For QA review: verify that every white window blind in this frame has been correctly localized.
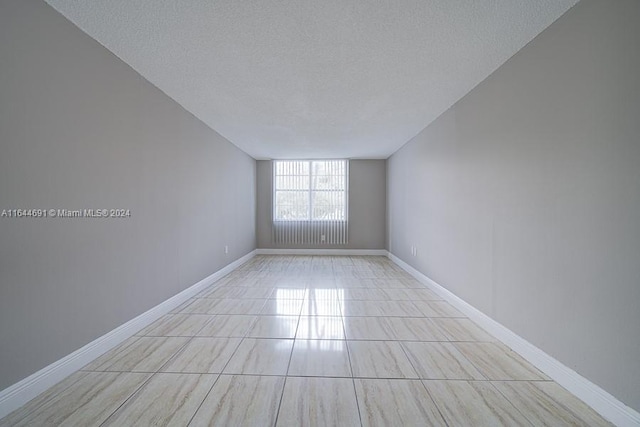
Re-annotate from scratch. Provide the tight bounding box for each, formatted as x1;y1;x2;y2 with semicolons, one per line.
273;160;348;245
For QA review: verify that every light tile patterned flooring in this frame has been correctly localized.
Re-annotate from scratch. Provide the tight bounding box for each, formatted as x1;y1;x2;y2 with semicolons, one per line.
1;255;612;426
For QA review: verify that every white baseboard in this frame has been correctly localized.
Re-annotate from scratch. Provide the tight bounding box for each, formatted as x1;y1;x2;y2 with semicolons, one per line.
255;248;388;256
387;252;640;427
0;250;256;419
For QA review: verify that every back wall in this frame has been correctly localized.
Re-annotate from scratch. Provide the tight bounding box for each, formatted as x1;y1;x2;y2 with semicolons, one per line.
257;159;386;249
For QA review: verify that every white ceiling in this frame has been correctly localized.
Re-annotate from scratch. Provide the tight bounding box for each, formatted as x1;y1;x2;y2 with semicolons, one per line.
45;0;578;159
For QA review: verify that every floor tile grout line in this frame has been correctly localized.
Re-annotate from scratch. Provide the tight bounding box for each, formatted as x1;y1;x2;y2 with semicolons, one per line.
489;380;544;427
284;317;302;377
336;318;353;378
85;335;144;372
72;369;555;382
340;306;369;424
154;335;200;375
0;371;92;426
395;339;474;382
449;341;539;382
493;379;603;424
96;370;158;427
273;369;290;426
415;378;453;427
154;304;258;377
397;339;422;379
184;373;224;427
216;307;263;376
341;309;365;426
444;342;493;382
136;313;218;338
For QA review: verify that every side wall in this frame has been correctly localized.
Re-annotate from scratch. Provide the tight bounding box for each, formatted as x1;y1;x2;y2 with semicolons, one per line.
0;0;256;390
387;0;640;411
257;159;386;249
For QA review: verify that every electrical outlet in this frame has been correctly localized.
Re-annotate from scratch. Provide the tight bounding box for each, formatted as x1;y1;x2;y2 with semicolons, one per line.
224;245;228;254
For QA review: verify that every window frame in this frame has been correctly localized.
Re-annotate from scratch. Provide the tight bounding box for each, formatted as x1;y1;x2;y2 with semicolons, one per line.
272;159;348;222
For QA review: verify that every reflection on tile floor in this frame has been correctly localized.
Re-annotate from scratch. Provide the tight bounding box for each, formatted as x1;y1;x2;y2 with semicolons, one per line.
0;256;613;426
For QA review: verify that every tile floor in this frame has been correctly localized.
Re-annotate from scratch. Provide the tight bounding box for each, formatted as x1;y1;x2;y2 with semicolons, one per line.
0;255;612;426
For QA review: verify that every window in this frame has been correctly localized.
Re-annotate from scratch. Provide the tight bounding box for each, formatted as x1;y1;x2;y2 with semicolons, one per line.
272;160;349;245
273;160;348;222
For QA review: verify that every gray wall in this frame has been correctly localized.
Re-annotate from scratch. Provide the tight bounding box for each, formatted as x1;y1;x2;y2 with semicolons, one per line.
257;159;386;249
388;0;640;411
0;0;256;391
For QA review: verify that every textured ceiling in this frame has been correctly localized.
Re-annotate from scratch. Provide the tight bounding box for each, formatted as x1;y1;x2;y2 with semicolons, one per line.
45;0;578;159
